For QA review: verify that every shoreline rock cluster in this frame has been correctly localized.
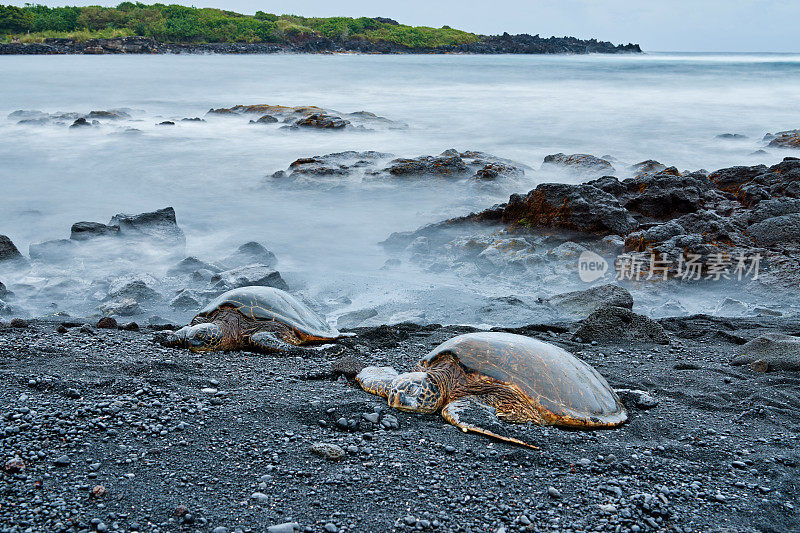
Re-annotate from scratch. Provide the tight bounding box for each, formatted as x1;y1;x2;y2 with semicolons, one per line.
0;33;642;56
0;207;286;321
206;104;405;131
385;154;800;291
271;149;528;183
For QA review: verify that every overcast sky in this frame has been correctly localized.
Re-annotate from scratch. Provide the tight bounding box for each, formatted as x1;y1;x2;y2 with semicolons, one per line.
9;0;799;52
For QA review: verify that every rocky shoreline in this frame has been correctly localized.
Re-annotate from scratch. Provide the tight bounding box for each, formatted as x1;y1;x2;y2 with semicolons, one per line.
2;99;800;531
0;34;642;55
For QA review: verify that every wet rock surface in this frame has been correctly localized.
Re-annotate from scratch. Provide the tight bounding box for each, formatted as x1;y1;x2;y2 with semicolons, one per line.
271;149;528;184
542;153;615;176
0;235;25;264
207;104;404;131
0;316;798;532
766;129;800;149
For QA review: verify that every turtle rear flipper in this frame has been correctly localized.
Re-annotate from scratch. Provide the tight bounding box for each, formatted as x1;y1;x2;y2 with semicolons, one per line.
355;366;399;398
442;396;539;449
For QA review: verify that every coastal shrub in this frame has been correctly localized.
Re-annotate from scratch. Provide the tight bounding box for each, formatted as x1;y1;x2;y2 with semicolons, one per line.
0;5;34;33
254;11;278;22
1;3;479;47
30;7;81;33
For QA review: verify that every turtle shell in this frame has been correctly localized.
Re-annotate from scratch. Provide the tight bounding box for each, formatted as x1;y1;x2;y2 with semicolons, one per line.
196;286;339;339
421;332;625;425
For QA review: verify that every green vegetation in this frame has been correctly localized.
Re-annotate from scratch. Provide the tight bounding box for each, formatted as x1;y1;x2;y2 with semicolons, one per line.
0;3;479;47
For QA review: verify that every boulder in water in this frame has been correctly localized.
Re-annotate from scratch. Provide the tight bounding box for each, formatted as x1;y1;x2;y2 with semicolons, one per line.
210;265;287;291
221;242;277;269
542;153;615;175
109;207;186;248
0;236;25;264
70;222;120;241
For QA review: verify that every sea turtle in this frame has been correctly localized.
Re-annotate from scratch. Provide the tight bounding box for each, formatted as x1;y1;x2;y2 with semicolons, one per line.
356;332;626;447
161;286;341;353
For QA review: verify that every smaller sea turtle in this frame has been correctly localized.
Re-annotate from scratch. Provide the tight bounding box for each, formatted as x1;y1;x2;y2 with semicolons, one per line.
356;332;626;447
161;286;340;353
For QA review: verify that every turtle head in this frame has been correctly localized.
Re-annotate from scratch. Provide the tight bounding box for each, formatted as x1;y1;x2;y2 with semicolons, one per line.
388;372;444;414
159;323;223;351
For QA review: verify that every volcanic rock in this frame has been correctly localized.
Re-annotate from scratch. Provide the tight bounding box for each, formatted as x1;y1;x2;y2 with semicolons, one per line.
731;333;800;371
573;305;670;344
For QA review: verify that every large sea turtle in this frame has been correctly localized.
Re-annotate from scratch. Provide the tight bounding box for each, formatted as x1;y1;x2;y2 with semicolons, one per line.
161;286;341;353
356;332;626;447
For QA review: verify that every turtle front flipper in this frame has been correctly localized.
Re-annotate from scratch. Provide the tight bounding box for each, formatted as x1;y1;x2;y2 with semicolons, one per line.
441;396;539;449
355;366;399;398
249;331;296;353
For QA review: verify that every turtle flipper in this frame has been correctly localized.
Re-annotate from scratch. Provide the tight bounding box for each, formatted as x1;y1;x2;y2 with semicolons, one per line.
355;366;399;398
441;396;539;449
249;331;296;353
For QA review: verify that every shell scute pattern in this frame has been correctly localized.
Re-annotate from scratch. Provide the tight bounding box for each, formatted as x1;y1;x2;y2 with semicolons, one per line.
197;287;339;339
421;332;624;423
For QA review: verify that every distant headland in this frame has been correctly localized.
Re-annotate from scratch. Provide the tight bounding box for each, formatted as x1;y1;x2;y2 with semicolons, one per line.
0;4;642;55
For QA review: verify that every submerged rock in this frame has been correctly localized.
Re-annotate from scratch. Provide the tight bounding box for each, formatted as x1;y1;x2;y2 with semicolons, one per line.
210;265;287;291
293;113;350;129
167;257;222;276
386;151;470;177
8;109;47;121
221;242;277;269
337;308;379;329
99;298;142;317
29;239;76;262
105;278;161;303
251;114;278;124
274;151;391;180
542;153;615;175
629;160;667;178
272;149;526;182
69;117;92;128
70;221;120;241
109;206;186;248
766;130;800;149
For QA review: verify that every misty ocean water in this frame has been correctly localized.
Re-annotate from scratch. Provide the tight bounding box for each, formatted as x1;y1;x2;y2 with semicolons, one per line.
2;52;800;324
